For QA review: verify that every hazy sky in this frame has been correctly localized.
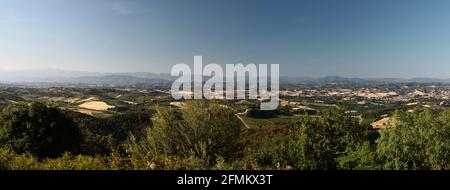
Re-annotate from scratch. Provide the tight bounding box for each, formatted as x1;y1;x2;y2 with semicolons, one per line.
1;0;450;78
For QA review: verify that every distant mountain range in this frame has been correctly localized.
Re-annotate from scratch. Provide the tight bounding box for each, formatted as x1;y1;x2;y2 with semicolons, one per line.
1;69;450;85
0;69;173;85
281;76;450;84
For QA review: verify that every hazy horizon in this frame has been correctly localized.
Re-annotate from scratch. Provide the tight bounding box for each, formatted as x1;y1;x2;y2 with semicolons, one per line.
3;68;450;80
2;0;450;78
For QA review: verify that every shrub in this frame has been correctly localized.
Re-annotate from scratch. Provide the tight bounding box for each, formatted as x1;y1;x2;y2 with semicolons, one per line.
126;100;243;168
377;110;450;170
0;103;82;158
337;142;379;170
0;148;110;170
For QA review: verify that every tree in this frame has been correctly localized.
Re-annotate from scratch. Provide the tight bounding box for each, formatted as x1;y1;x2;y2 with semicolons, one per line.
0;102;82;158
376;109;450;170
286;117;341;169
337;141;379;170
286;109;366;170
243;108;368;170
126;100;243;166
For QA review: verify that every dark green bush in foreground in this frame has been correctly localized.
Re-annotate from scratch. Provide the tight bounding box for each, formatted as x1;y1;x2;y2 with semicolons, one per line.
0;102;82;158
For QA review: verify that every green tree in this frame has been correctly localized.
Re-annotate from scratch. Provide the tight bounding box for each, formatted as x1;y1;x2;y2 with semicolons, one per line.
287;117;341;169
126;100;243;167
243;109;367;170
0;103;82;158
376;110;450;170
286;109;366;169
337;141;379;170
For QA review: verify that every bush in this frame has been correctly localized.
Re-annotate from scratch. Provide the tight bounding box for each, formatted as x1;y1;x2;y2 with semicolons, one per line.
0;148;110;170
126;100;243;167
287;118;341;169
243;109;367;170
0;103;82;158
247;137;288;169
337;142;379;170
376;110;450;170
286;109;366;170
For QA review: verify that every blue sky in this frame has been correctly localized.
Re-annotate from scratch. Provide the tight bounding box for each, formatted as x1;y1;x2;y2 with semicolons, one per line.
1;0;450;78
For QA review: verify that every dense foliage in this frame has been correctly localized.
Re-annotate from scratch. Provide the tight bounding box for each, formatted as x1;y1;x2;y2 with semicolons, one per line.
0;101;449;170
126;100;242;168
0;103;82;158
376;110;450;170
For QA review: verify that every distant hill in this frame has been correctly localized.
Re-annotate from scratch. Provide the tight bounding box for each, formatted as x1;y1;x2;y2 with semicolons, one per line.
1;69;450;85
61;75;171;85
0;69;173;85
281;76;450;84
